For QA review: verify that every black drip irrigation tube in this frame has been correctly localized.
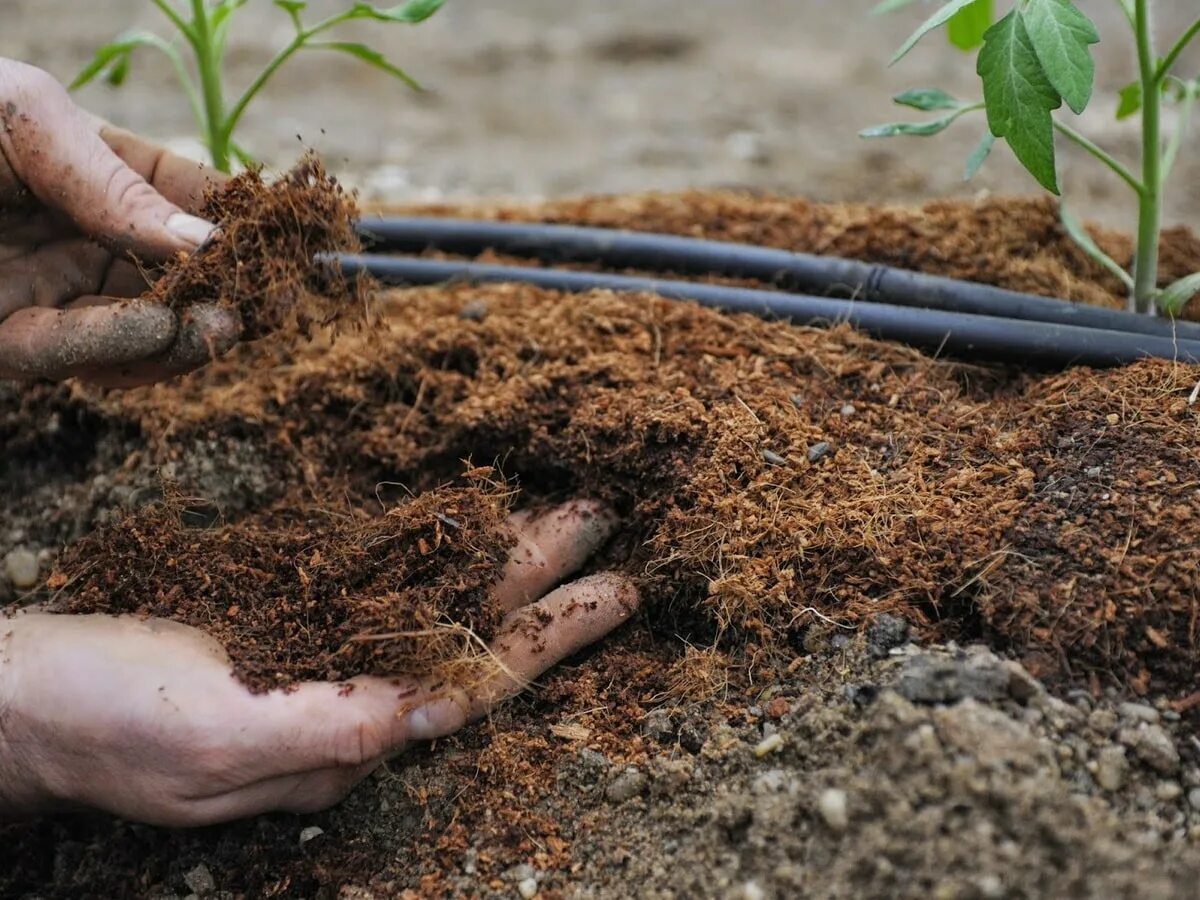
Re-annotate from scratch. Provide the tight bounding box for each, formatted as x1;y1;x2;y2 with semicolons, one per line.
336;216;1200;368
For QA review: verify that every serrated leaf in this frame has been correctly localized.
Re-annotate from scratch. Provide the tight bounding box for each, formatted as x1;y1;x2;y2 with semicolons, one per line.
349;0;445;24
69;30;164;90
1116;81;1142;119
860;109;968;137
947;0;992;52
1023;0;1099;115
891;0;985;65
964;131;996;180
1158;272;1200;315
308;41;421;89
894;88;963;110
978;10;1062;193
1059;203;1134;290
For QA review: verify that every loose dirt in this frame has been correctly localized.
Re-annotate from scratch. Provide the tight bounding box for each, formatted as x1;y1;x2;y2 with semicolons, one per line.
2;190;1200;897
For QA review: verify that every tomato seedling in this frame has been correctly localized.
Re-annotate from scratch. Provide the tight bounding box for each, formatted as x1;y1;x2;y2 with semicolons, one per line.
864;0;1200;316
73;0;444;174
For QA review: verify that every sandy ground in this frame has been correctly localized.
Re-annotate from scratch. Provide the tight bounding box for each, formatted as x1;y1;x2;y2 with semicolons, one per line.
2;0;1198;229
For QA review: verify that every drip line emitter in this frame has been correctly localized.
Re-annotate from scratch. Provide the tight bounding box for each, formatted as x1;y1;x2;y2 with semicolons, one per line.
330;216;1200;369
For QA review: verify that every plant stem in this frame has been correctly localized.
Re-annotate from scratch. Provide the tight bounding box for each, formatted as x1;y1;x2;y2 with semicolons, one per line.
190;0;230;172
1156;18;1200;82
1052;121;1144;196
1161;83;1197;186
1131;0;1162;314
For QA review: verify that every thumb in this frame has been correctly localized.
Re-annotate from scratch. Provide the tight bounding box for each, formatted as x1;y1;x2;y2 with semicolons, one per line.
0;62;214;261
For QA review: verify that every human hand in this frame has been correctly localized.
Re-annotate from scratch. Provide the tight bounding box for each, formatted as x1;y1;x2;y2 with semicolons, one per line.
0;500;635;826
0;59;238;386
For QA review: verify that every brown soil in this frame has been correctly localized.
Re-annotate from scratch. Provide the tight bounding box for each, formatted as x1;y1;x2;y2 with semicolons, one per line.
3;190;1200;897
149;156;366;341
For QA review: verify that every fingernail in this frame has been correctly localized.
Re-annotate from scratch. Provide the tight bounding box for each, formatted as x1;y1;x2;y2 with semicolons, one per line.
405;697;466;742
166;213;217;249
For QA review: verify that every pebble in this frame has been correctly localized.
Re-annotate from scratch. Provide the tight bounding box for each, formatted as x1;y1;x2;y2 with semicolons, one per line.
817;787;849;832
740;881;766;900
839;403;857;417
4;547;39;590
642;708;675;742
753;733;784;757
807;441;832;463
866;614;909;658
1096;746;1129;791
606;767;648;802
517;877;539;899
298;826;325;845
183;863;216;896
1088;708;1119;735
1118;702;1161;724
459;299;489;321
1187;788;1200;810
1157;781;1183;801
762;449;787;466
894;653;1009;704
1128;725;1181;775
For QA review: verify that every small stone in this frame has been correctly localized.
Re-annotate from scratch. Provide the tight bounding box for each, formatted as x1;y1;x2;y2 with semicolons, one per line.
577;747;610;773
517;877;539;899
183;863;216;896
4;547;39;590
764;696;791;719
753;733;784;757
867;614;909;658
298;826;325;845
1157;781;1183;801
1187;788;1200;810
642;708;675;742
1130;725;1181;775
1118;702;1161;724
605;767;647;802
740;881;766;900
504;864;535;883
762;449;787;466
1106;413;1120;426
1086;466;1102;478
894;653;1008;704
817;788;849;832
459;299;489;321
807;441;832;463
1096;746;1129;791
839;403;857;417
1088;709;1119;735
1001;660;1044;701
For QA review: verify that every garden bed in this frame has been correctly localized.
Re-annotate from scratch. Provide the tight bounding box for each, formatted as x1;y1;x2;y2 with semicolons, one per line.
2;190;1200;898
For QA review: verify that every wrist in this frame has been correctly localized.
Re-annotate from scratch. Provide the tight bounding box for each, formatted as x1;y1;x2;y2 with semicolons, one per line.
0;617;52;817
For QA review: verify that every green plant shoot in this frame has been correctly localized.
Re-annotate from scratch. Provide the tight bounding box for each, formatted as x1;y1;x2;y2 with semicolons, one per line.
864;1;1200;317
72;0;445;174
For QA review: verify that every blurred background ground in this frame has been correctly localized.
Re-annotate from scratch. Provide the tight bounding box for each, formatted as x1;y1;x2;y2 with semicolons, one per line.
3;0;1198;230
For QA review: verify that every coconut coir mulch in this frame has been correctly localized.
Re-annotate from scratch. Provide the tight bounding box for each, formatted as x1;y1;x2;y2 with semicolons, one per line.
23;188;1197;700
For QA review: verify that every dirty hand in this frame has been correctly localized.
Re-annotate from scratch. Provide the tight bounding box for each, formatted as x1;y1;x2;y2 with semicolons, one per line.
0;500;636;826
0;59;238;386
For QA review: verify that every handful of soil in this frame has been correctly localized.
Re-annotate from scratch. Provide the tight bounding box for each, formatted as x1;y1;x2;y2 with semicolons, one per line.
146;155;367;341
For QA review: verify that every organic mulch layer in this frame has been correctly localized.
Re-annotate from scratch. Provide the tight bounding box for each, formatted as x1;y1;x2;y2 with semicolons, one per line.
3;191;1200;898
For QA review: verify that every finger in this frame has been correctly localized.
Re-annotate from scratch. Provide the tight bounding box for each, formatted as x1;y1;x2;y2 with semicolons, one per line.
0;238;112;318
0;62;215;260
98;123;227;215
100;258;154;298
406;573;640;742
77;303;241;387
0;301;177;380
493;500;619;611
175;758;382;826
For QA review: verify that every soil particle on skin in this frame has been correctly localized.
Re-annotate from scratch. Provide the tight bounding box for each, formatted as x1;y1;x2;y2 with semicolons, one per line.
3;191;1200;897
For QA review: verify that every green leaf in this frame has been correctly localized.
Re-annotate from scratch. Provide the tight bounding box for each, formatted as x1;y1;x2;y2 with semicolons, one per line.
308;41;421;89
1158;272;1200;315
964;131;996;180
860;108;971;137
977;10;1062;193
873;0;924;13
891;0;986;65
1022;0;1099;115
1059;203;1134;290
349;0;445;24
947;0;992;52
70;30;164;90
893;88;963;110
1116;81;1142;119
